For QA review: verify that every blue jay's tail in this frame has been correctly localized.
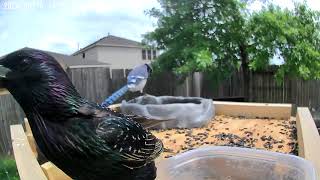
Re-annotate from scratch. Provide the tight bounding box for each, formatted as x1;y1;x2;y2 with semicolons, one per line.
101;85;129;107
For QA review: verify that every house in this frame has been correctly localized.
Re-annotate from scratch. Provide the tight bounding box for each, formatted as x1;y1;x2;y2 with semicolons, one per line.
0;47;110;70
43;48;110;69
72;35;158;69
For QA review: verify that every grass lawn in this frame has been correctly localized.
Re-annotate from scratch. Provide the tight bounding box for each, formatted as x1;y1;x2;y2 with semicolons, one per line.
0;156;19;180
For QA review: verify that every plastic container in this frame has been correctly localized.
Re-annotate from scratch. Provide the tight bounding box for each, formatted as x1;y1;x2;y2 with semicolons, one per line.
156;146;316;180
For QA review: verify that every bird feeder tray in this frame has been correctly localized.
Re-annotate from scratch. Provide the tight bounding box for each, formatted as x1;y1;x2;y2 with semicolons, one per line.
120;95;215;129
10;101;320;180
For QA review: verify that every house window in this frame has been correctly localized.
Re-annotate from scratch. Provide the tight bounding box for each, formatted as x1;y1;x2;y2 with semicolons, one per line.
82;53;85;59
152;50;156;59
147;50;152;60
142;49;146;60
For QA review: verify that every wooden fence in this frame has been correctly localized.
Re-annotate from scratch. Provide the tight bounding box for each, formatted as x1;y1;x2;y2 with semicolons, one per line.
55;66;320;122
0;93;25;156
249;72;320;118
66;66;112;103
1;65;320;155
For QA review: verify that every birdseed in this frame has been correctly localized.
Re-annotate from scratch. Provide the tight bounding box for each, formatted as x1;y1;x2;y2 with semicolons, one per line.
151;115;298;158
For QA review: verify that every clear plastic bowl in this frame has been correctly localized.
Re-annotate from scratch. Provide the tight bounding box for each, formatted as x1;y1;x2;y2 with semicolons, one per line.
156;146;316;180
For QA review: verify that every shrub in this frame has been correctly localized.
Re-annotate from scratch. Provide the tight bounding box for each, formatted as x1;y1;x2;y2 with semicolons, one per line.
0;156;19;180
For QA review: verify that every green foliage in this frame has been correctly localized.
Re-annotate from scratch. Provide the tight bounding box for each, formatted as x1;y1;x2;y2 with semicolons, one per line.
145;0;246;80
0;157;19;180
248;3;320;80
145;0;320;82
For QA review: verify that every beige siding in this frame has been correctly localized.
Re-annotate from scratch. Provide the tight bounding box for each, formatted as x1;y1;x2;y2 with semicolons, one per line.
97;46;151;69
74;47;98;61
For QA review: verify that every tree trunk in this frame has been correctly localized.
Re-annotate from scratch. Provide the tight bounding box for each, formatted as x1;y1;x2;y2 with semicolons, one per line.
239;44;250;102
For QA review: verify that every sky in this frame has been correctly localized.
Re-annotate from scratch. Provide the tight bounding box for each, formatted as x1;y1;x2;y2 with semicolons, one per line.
0;0;319;57
0;0;159;56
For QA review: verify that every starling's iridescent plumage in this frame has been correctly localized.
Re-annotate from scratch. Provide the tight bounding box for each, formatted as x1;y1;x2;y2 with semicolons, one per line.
0;49;163;180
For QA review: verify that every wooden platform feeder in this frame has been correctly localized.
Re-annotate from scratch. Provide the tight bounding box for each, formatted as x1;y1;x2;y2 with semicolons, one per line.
10;101;320;180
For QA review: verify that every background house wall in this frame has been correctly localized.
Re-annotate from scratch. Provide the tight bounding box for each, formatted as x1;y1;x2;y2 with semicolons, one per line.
74;47;99;62
72;35;157;69
97;46;151;69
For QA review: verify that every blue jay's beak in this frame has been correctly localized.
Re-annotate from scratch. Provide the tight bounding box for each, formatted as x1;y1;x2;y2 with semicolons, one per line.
145;63;153;74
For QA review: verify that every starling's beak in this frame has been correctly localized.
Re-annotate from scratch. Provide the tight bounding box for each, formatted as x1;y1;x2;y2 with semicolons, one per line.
0;65;11;88
0;65;11;79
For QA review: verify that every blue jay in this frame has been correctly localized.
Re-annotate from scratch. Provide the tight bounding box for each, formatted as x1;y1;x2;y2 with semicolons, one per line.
101;63;152;107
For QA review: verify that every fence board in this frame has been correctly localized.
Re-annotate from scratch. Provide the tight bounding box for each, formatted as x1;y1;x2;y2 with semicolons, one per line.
0;93;24;156
67;66;111;103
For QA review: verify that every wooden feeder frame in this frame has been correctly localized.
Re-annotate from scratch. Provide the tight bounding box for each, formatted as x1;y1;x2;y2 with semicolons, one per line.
10;101;320;180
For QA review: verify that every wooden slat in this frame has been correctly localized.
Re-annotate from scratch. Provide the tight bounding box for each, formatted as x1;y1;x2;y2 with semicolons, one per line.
214;101;292;119
41;162;72;180
0;89;9;95
10;124;47;180
24;118;38;158
296;107;320;177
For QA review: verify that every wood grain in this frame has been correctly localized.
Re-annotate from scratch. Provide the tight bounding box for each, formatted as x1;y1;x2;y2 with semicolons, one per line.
41;162;72;180
10;124;47;180
296;107;320;178
215;101;292;119
24;118;38;158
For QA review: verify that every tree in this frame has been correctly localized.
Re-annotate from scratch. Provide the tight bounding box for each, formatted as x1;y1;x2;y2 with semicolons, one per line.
248;4;320;80
144;0;245;80
144;0;320;100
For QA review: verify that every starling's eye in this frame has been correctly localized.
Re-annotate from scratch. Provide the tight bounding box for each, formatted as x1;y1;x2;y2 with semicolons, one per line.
19;58;32;71
21;58;32;67
22;59;31;65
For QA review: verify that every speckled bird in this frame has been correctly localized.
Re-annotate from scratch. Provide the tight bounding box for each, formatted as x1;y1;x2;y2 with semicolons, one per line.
0;49;163;180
